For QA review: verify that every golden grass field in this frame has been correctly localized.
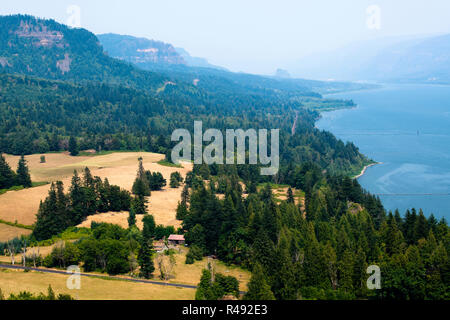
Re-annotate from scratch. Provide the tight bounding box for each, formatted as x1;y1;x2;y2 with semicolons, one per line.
0;152;258;299
160;247;250;292
0;244;250;292
0;268;195;300
0;242;61;263
0;224;32;242
0;152;192;231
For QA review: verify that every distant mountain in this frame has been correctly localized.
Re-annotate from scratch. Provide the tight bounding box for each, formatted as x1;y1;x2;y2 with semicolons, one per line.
96;32;376;97
290;34;450;84
97;33;224;70
362;34;450;83
274;69;291;79
97;33;185;65
0;14;372;103
174;47;226;70
0;15;167;91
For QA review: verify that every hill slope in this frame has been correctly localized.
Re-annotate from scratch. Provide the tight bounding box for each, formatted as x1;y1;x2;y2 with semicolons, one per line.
0;15;167;91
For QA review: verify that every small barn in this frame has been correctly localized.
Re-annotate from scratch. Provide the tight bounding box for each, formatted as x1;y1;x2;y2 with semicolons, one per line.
168;234;185;246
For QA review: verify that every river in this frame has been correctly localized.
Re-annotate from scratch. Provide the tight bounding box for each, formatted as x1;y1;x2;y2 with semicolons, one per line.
317;84;450;220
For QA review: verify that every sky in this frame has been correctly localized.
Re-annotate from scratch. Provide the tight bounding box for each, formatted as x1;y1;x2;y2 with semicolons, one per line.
2;0;450;75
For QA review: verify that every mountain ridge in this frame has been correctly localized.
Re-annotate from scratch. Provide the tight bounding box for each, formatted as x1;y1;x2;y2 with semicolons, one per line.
290;33;450;84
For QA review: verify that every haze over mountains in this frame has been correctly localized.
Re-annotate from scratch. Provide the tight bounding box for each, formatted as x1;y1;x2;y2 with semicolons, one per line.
291;33;450;84
0;14;356;97
97;33;224;70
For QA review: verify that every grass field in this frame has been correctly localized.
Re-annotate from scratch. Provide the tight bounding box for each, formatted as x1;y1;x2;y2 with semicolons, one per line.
0;268;195;300
0;245;250;292
0;152;192;230
160;247;250;291
0;224;32;242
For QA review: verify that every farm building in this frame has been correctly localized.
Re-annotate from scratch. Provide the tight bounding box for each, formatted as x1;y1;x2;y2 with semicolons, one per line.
168;234;185;246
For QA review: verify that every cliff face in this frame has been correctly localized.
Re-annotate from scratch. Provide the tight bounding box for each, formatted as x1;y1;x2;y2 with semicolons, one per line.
98;33;186;65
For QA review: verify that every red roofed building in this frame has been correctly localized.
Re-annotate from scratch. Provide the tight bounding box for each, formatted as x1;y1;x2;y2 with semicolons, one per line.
168;234;185;246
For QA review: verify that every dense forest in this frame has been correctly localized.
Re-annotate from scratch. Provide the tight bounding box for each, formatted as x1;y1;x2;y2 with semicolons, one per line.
182;163;450;300
0;73;369;177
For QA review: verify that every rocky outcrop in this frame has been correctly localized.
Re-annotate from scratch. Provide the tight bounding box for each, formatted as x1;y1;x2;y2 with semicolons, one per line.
56;53;72;74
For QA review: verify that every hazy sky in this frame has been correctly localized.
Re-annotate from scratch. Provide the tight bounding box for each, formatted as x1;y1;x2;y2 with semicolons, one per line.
2;0;450;75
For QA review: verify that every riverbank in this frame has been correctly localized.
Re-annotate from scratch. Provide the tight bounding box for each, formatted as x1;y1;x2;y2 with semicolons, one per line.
353;162;380;180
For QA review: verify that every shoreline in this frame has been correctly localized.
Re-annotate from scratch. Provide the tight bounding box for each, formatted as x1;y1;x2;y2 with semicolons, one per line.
353;162;381;180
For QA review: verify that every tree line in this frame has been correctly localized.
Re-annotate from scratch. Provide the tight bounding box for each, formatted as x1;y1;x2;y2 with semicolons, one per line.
0;154;32;190
32;168;131;240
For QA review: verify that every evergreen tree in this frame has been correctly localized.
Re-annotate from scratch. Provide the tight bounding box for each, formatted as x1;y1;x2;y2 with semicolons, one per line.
131;196;148;215
181;184;190;206
69;136;79;156
195;269;214;300
176;201;188;220
142;214;156;240
415;210;429;241
338;250;355;293
32;183;60;240
244;263;276;300
69;170;84;225
16;155;32;188
169;172;183;188
287;187;295;204
132;158;150;196
138;239;155;279
147;171;166;191
128;207;137;228
0;154;16;189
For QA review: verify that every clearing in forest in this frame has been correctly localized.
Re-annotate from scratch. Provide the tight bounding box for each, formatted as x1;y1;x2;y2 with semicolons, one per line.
0;152;192;230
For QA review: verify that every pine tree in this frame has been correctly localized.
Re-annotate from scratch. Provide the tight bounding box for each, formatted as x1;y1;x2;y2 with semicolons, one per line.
128;207;136;228
338;250;355;293
195;269;214;300
181;184;190;206
142;214;156;241
16;155;32;188
33;183;59;240
69;170;84;225
176;201;188;220
244;263;275;300
69;136;79;156
131;196;148;215
287;187;295;204
271;234;297;299
138;239;155;279
0;154;16;189
414;210;429;241
132;159;150;196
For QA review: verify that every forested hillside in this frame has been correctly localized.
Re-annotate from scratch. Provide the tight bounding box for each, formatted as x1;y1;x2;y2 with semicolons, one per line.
0;15;167;91
0;73;369;176
0;15;368;179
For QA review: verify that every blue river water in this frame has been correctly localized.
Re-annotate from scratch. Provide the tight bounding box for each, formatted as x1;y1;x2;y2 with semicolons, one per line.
316;84;450;220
